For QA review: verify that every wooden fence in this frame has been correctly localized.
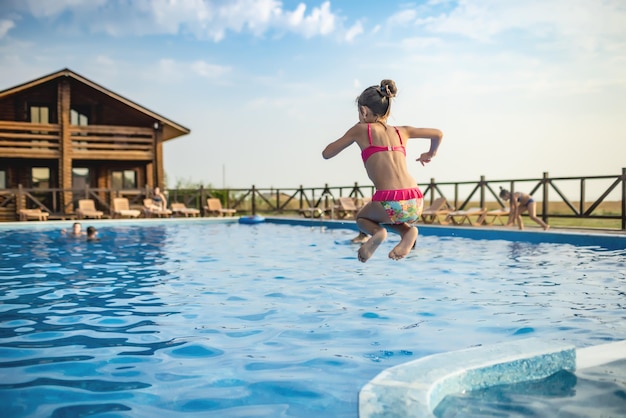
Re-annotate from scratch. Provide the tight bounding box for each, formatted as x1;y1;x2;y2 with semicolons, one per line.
1;169;625;230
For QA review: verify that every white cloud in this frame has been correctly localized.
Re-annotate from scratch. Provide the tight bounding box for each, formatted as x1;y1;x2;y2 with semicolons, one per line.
9;0;346;41
281;1;335;37
389;9;417;26
18;0;108;18
416;0;626;53
344;21;363;42
191;60;231;79
0;19;15;39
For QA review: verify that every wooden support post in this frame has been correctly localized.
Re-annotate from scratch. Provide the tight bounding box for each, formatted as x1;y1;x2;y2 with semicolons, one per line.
58;78;73;215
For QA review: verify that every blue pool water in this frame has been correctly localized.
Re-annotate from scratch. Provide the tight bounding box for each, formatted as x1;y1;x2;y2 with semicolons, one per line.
0;221;625;417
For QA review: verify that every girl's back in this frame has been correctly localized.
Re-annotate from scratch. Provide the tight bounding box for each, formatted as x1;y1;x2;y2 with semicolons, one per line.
358;122;415;191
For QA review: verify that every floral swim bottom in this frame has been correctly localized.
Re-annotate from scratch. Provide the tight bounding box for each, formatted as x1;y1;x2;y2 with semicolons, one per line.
373;188;424;225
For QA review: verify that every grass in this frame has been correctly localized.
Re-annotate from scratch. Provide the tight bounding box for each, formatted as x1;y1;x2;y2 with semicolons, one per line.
539;217;622;230
485;201;624;231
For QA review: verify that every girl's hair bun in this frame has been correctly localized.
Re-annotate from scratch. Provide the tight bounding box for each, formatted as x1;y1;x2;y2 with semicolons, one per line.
379;79;397;98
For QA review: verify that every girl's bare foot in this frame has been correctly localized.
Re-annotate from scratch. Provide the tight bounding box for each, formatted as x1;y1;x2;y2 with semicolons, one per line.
351;232;370;244
358;228;387;262
389;227;418;260
543;225;550;231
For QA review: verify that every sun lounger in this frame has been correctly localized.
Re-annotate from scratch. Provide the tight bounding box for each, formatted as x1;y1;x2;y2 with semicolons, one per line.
204;198;237;217
143;198;172;218
76;199;104;219
334;197;360;219
421;197;453;225
445;207;487;226
480;208;510;226
299;207;324;218
112;198;141;218
357;197;371;208
19;208;49;221
171;202;200;217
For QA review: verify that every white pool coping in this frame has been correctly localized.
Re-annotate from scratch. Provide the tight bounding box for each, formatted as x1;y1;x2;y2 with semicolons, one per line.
577;339;626;369
359;338;626;418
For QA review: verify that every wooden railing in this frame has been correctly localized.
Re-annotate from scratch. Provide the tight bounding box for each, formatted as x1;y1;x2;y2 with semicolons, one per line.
0;121;61;157
212;169;626;230
70;125;154;160
2;169;625;229
0;121;154;159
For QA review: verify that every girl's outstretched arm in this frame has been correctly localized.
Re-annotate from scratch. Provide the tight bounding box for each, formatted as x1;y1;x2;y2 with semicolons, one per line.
402;127;443;166
322;124;360;159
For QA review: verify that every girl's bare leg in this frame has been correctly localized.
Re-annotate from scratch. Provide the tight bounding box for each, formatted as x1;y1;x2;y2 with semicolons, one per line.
350;232;370;243
356;218;387;262
355;202;390;262
388;223;418;260
527;203;549;230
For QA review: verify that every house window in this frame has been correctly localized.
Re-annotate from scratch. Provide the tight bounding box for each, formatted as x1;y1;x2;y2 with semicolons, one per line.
29;106;50;146
30;106;49;124
0;170;6;189
71;108;90;150
32;167;50;188
112;170;137;189
72;167;91;189
71;109;89;126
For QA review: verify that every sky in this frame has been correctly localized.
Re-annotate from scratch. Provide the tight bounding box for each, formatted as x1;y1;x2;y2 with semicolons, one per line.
1;0;625;193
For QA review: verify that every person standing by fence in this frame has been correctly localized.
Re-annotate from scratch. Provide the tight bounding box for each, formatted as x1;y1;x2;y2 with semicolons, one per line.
323;79;443;262
499;187;550;231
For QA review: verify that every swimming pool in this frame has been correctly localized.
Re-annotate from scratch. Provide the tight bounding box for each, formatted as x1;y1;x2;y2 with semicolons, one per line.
0;220;625;417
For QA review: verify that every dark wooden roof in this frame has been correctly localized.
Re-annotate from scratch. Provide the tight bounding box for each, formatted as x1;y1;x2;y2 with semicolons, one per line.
0;68;190;141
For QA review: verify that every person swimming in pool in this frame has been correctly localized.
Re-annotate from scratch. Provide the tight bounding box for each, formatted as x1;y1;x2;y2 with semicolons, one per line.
86;226;99;241
499;187;550;231
61;222;85;237
323;79;443;262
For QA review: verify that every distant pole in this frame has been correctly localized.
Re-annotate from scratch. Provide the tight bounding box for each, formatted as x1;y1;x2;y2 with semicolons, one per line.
542;172;549;224
622;167;626;231
222;164;225;189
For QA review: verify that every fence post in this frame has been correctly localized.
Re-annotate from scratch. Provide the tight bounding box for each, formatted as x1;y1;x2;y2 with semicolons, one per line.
542;172;549;223
621;167;626;230
479;175;486;208
251;185;256;215
298;185;304;209
199;186;205;215
429;177;436;203
17;184;23;212
579;178;585;217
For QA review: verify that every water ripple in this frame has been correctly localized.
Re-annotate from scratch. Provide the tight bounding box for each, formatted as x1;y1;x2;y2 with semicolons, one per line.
0;223;624;417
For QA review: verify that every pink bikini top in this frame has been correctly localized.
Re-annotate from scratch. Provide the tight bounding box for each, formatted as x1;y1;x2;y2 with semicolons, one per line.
361;124;406;163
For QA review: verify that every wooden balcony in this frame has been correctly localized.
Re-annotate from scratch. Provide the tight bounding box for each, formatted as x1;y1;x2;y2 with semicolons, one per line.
70;125;154;160
0;121;60;158
0;121;154;160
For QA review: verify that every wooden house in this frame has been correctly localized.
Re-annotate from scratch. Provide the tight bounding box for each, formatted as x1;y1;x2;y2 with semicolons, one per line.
0;68;189;220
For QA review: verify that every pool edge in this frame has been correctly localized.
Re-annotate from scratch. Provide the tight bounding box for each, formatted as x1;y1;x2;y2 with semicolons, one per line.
264;218;626;250
358;338;625;418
